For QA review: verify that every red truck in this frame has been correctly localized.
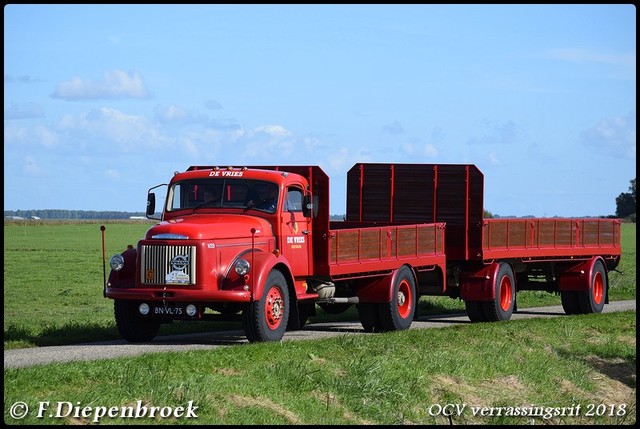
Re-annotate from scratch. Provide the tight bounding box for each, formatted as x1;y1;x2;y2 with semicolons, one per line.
103;163;622;342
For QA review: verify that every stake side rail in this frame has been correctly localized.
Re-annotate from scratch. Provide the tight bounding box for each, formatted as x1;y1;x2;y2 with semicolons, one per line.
327;222;447;278
481;218;622;260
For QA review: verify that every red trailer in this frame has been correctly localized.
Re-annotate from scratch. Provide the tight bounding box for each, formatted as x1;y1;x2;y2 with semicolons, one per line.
103;163;621;342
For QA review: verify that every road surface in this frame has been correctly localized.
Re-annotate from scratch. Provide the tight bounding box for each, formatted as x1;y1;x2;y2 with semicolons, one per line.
4;300;635;369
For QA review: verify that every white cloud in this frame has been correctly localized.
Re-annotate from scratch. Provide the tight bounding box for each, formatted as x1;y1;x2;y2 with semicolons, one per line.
423;143;438;158
205;99;223;110
4;123;60;148
105;169;121;179
382;120;405;135
51;70;150;100
156;104;190;123
254;125;292;138
4;102;45;119
547;49;635;67
487;152;501;165
580;111;636;159
467;120;521;145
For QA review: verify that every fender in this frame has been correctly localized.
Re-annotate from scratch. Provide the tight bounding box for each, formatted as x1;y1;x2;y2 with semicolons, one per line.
557;256;605;292
354;265;417;303
108;247;137;289
248;251;294;301
459;262;501;301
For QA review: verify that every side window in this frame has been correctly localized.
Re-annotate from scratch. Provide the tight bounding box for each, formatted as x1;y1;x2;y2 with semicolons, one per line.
286;187;303;212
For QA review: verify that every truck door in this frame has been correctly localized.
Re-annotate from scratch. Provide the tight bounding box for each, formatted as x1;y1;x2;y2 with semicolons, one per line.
281;186;311;276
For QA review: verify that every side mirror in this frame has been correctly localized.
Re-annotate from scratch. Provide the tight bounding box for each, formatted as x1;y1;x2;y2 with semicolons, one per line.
146;193;156;217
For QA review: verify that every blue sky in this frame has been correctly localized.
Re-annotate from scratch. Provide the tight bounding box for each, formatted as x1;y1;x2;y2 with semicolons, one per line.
4;4;636;217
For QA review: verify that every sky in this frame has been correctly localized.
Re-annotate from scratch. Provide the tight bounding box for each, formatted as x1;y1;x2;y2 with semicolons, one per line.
4;4;636;217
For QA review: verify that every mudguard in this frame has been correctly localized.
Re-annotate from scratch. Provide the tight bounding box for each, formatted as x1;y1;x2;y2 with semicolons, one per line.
354;265;417;303
108;247;137;289
246;251;293;301
459;262;501;301
557;256;605;292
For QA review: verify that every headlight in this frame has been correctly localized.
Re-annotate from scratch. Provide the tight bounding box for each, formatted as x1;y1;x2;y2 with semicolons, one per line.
234;259;251;275
110;254;125;271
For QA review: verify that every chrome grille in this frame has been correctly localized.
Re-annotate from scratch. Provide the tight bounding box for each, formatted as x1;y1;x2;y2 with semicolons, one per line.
140;244;197;285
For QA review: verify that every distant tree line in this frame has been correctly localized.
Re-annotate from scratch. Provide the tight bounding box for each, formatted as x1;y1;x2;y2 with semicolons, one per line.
615;178;636;222
4;210;146;220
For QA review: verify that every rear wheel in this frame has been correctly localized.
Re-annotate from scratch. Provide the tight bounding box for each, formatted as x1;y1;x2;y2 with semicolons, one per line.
114;300;161;343
378;266;417;331
465;300;488;322
357;303;383;333
483;263;515;322
561;291;581;315
243;270;289;342
577;260;607;314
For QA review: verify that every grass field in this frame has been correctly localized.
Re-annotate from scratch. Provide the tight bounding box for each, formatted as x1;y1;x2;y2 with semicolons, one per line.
3;221;636;349
4;311;636;425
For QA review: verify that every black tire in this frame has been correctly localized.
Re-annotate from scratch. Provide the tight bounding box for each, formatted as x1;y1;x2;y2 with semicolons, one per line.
483;263;516;322
378;266;417;331
465;300;488;322
243;270;289;342
114;300;161;343
357;303;383;333
560;291;581;315
577;260;607;314
287;301;314;330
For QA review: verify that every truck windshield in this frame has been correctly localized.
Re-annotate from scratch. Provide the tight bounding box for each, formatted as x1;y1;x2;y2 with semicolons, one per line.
167;179;280;214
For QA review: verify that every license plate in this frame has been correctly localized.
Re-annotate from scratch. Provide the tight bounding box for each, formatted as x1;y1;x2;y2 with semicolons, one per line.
153;303;184;316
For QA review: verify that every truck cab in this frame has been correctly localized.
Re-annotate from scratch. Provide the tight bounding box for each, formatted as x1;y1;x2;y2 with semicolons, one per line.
106;166;317;343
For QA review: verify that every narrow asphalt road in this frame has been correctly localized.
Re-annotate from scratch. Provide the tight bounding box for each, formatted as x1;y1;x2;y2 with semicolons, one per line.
4;300;635;369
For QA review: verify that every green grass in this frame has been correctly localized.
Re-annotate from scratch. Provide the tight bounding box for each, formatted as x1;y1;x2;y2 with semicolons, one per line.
4;311;636;425
3;221;636;349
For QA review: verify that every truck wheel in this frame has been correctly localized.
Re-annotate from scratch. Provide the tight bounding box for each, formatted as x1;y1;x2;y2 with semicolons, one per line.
560;291;581;315
465;300;488;322
357;303;383;333
243;270;289;342
483;263;515;322
114;300;161;343
378;266;417;331
577;260;607;314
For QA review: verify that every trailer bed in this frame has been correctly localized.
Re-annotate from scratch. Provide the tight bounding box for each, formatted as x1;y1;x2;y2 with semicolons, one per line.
482;218;621;262
327;221;447;278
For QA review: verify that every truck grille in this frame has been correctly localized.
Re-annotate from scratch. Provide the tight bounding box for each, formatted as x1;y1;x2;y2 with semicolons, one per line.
140;244;197;285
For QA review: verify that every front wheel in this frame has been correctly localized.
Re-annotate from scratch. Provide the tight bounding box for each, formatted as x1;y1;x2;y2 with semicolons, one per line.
243;270;290;342
114;300;161;343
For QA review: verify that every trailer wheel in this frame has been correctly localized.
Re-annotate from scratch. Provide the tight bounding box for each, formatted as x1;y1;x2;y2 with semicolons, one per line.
560;291;581;315
577;260;607;314
357;303;383;333
114;300;161;343
243;270;289;342
483;263;515;322
378;266;417;331
465;300;488;322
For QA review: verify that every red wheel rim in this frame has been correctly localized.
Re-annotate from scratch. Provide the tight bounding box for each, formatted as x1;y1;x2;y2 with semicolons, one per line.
592;271;604;305
264;286;284;329
499;276;513;312
397;279;412;319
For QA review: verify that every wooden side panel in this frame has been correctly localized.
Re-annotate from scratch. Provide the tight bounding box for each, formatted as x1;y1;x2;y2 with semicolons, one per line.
482;218;621;260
